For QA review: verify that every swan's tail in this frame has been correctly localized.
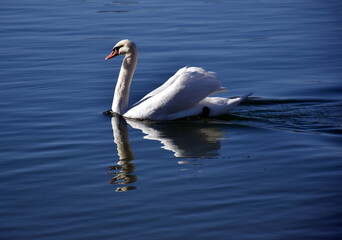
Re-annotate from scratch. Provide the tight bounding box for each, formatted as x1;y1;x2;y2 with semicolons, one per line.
242;92;253;98
198;92;252;117
225;92;253;111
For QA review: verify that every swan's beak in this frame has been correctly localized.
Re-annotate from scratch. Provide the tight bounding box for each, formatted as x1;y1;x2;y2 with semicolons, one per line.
105;49;119;60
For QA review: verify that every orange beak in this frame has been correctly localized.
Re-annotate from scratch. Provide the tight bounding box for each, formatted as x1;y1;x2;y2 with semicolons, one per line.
105;48;119;60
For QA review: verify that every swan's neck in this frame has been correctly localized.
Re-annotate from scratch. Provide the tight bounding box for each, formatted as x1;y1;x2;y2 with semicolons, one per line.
112;52;138;115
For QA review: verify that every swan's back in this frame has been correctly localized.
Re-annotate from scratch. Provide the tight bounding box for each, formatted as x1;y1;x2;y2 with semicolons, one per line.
124;67;226;120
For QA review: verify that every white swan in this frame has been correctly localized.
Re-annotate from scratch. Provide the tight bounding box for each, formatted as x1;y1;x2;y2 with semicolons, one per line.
105;39;251;120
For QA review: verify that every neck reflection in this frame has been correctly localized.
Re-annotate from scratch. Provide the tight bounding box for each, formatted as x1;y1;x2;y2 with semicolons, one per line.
108;115;137;192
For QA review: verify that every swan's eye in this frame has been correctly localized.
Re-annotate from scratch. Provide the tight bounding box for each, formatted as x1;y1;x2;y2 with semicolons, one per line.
113;46;122;52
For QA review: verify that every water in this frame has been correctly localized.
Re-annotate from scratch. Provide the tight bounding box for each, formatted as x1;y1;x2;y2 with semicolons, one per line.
1;0;342;239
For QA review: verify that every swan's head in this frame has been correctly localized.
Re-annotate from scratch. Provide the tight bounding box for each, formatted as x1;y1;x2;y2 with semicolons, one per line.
105;39;137;60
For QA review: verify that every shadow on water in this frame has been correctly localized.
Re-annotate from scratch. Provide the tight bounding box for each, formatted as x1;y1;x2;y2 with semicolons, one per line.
105;97;342;191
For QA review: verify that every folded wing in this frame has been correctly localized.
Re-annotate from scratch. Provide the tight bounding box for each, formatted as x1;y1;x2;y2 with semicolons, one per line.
124;67;226;120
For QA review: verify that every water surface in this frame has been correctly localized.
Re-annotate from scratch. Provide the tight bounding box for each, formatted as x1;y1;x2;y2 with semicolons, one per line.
1;0;341;239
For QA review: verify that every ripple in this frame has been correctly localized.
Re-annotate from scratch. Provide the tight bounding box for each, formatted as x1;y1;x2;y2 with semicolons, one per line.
106;1;139;5
224;97;342;135
96;10;129;13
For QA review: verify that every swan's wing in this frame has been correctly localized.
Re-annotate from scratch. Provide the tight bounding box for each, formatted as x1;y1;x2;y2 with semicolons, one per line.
141;67;187;99
125;67;226;120
132;67;226;107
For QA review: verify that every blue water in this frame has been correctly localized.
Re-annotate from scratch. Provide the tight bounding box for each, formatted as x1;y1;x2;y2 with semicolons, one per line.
1;0;342;239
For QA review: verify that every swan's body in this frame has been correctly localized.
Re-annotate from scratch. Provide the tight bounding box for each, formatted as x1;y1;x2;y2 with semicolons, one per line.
105;39;251;120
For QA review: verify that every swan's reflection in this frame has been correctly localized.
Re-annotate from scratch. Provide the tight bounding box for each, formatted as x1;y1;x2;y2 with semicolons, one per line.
125;119;224;158
108;115;226;191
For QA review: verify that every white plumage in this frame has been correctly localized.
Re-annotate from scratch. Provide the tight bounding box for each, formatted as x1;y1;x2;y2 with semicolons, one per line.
105;39;251;120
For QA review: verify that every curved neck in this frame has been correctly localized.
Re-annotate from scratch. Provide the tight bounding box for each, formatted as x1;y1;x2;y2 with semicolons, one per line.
112;51;138;114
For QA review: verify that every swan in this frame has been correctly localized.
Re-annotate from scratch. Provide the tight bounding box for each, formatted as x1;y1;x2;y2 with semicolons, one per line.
105;39;251;120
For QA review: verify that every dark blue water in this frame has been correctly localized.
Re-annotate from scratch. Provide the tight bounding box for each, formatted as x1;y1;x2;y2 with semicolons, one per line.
1;0;342;239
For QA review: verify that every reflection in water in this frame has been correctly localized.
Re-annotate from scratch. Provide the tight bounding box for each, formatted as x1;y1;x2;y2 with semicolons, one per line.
107;115;137;192
108;115;227;191
126;119;224;158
